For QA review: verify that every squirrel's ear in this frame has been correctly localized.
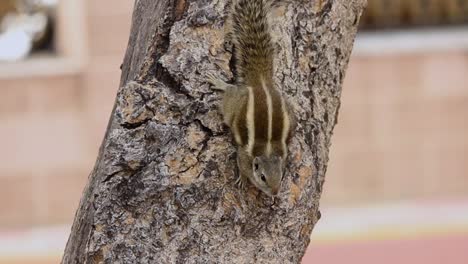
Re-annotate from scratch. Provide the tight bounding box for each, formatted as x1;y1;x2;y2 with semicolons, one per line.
253;157;260;171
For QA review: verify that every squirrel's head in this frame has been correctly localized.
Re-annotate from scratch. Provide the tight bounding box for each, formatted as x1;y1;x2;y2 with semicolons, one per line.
251;154;284;196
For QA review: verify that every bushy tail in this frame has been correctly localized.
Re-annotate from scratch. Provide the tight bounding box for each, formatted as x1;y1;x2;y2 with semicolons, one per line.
231;0;274;83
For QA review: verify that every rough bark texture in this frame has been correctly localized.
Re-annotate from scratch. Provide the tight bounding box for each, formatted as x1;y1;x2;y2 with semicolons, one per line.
62;0;366;263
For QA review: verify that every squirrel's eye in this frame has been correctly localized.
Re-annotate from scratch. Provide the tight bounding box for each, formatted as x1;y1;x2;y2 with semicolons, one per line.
260;174;266;182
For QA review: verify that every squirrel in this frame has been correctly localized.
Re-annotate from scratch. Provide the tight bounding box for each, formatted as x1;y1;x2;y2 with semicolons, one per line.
207;0;293;196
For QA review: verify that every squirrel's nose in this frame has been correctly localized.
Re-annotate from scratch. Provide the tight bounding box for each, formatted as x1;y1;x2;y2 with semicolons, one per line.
271;187;279;196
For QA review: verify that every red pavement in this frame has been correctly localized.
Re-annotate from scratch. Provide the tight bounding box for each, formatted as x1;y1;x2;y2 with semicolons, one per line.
302;233;468;264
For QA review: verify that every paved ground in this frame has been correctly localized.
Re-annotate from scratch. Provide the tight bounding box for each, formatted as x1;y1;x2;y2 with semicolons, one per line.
302;199;468;263
3;233;467;264
1;199;468;264
303;233;468;264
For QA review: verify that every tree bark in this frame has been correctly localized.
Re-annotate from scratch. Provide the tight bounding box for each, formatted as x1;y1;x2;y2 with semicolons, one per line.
62;0;366;263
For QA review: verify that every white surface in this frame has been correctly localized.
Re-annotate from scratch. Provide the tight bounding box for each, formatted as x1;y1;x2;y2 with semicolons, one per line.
353;27;468;56
0;29;32;62
313;199;468;241
0;225;69;257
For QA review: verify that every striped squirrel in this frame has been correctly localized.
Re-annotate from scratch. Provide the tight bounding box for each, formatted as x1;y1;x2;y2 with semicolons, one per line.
207;0;293;196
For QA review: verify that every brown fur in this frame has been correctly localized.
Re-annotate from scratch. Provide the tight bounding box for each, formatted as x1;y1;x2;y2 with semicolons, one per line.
207;0;292;196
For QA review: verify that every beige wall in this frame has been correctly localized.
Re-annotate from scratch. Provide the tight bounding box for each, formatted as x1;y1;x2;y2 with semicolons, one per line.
322;52;468;206
0;0;132;227
0;1;467;228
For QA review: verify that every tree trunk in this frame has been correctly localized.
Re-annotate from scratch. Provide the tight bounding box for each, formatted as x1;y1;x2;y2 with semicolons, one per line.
62;0;366;263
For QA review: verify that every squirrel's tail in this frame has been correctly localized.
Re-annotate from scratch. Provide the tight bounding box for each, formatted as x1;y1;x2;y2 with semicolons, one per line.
231;0;274;83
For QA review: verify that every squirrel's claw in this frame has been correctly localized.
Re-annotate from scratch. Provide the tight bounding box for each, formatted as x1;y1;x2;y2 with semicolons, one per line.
235;175;247;189
206;72;229;91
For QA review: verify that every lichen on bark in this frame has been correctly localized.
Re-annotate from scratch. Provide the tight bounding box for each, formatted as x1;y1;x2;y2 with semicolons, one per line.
62;0;366;263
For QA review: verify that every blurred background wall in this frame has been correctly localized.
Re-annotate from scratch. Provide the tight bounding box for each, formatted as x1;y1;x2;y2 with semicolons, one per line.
0;0;467;263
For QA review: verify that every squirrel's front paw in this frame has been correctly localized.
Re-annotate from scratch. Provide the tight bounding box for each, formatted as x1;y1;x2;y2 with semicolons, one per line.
206;72;229;91
235;173;248;190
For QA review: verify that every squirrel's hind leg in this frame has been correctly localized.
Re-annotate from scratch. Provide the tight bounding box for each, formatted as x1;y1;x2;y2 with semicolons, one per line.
207;73;247;126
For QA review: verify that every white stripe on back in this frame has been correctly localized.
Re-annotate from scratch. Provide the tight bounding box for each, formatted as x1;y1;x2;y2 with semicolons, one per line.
246;86;255;155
